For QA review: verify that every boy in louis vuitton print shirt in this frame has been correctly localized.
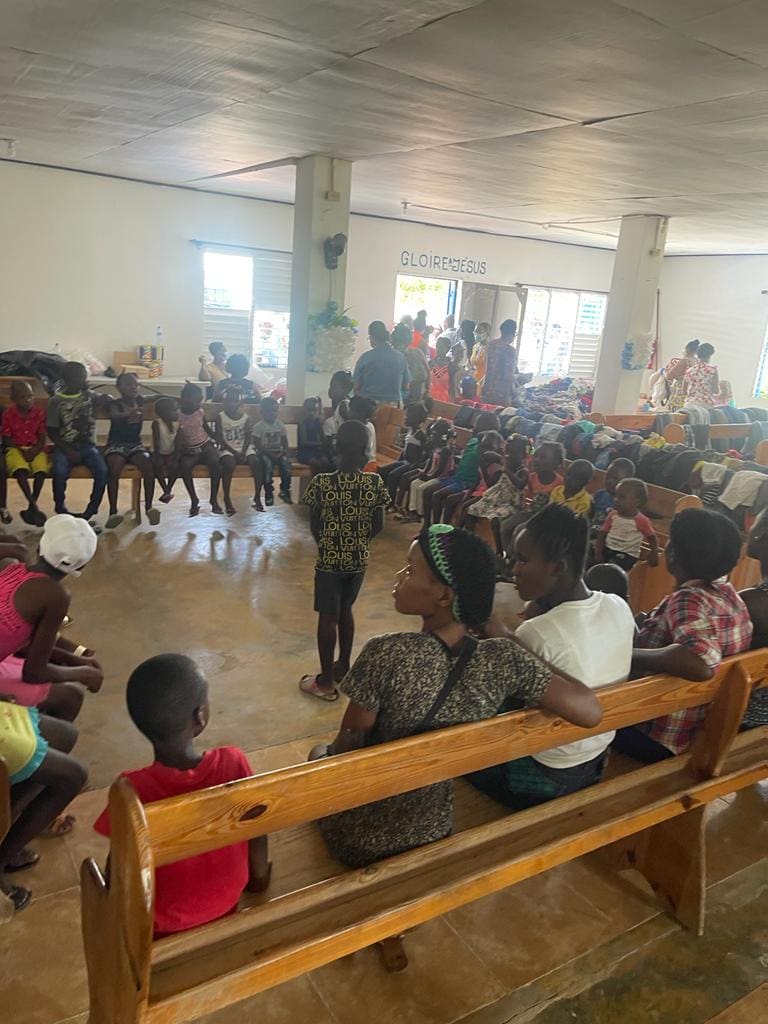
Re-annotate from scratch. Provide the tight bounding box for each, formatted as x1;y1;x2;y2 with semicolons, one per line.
300;420;388;702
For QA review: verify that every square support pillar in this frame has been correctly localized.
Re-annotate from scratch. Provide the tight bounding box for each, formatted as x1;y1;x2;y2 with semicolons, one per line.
592;215;668;414
287;156;352;404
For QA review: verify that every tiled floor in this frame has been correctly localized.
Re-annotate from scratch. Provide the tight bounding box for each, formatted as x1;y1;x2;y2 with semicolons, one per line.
0;480;766;1024
705;985;768;1023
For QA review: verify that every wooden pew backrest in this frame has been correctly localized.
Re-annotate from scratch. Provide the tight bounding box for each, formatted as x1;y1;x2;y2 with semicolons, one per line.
81;652;768;1024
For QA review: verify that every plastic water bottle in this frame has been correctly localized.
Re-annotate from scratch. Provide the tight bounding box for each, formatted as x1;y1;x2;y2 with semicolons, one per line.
155;325;164;346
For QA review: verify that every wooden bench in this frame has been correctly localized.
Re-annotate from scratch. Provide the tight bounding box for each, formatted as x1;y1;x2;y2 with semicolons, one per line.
586;412;656;431
81;653;768;1024
6;396;316;523
662;421;754;449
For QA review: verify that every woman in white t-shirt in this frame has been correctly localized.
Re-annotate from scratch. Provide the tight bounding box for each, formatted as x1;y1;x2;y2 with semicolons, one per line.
471;503;635;810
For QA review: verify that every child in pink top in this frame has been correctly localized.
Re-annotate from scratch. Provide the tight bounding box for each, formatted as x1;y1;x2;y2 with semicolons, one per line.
0;514;102;721
522;442;564;514
176;383;222;517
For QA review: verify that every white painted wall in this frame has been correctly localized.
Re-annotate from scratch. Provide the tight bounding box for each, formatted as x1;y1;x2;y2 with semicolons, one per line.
0;163;293;375
7;162;767;408
659;256;768;408
345;216;615;362
0;162;614;380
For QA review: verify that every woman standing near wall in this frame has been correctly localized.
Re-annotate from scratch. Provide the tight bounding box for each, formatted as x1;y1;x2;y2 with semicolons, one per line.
683;343;719;406
470;322;491;387
651;339;699;411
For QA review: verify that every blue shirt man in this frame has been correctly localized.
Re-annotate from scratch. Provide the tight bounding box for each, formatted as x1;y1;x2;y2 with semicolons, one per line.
353;321;410;405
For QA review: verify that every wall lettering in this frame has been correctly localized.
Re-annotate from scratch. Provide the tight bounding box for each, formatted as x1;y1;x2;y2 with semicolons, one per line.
400;250;488;276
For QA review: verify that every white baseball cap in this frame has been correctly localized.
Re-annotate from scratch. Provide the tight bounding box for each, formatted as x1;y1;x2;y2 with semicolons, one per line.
39;514;98;577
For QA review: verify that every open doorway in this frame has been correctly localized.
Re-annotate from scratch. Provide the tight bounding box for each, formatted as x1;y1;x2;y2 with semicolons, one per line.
394;274;459;329
459;283;526;337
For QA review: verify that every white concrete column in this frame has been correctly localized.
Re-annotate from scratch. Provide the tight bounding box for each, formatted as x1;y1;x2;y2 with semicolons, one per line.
592;214;668;414
287;156;352;404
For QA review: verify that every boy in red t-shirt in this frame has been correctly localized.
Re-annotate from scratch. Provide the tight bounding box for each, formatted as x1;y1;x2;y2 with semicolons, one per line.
1;380;51;526
94;654;270;936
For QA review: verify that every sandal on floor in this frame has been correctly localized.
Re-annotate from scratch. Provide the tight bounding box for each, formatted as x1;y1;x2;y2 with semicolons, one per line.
299;675;339;702
41;814;75;838
0;885;31;921
4;848;40;873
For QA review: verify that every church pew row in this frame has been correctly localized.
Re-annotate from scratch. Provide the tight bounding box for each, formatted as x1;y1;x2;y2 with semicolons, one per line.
81;652;768;1024
584;467;761;612
5;396;321;523
662;421;755;449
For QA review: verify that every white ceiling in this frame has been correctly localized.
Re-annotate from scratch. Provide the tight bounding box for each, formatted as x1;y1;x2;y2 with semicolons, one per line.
4;0;768;253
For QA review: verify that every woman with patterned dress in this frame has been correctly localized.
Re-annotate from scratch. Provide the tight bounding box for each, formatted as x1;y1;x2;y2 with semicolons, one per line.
683;342;719;406
651;338;699;411
309;525;602;868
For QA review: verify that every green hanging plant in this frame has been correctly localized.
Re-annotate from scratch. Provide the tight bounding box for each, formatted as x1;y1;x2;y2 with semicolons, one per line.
307;300;358;372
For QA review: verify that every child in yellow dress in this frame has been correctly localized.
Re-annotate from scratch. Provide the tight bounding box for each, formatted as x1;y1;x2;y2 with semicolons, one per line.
549;459;594;518
2;380;52;526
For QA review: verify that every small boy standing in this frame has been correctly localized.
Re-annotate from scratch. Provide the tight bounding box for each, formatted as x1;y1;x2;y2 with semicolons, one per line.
300;420;389;701
2;380;51;526
549;459;594;518
348;395;378;469
151;397;179;504
94;654;270;936
213;385;263;514
251;397;292;505
46;362;108;521
596;477;659;571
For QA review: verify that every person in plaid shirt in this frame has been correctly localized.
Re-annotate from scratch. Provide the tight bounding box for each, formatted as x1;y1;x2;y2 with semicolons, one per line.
614;508;752;762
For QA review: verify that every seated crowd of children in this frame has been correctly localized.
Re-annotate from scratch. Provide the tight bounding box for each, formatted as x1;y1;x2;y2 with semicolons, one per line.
377;404;661;580
0;363;363;527
0;359;765;952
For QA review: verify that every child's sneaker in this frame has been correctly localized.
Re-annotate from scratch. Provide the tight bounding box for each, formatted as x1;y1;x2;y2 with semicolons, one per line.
279;490;293;504
265;492;274;507
0;509;12;525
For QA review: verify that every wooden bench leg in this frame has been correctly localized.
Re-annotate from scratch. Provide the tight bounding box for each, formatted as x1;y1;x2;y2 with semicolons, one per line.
378;934;408;972
132;477;142;525
634;806;706;935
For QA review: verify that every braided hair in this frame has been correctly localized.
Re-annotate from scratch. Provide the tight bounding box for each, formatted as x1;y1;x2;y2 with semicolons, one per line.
523;503;589;579
418;525;496;627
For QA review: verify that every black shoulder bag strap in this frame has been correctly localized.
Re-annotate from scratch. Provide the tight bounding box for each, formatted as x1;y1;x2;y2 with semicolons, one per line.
415;636;479;735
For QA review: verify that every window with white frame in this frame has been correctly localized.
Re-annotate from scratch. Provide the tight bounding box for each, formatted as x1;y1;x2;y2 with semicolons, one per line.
754;319;768;397
202;245;292;370
518;286;608;379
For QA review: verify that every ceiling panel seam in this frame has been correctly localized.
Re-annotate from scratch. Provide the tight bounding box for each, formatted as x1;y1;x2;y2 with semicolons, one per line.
606;0;768;71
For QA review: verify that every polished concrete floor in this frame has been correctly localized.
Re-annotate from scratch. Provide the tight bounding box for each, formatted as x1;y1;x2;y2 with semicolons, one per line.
0;479;766;1024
